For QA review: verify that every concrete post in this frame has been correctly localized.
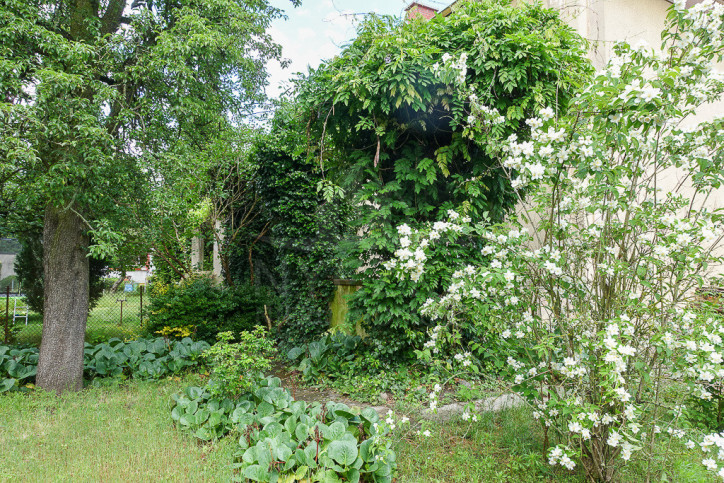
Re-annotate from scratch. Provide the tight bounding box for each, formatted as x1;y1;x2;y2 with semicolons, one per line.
212;221;224;280
190;236;204;271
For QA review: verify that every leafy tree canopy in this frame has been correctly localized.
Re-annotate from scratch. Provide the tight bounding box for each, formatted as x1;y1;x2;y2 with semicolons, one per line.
0;0;297;392
296;0;592;232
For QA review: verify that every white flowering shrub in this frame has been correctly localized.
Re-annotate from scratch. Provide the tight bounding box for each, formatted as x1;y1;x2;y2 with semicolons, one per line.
387;2;724;482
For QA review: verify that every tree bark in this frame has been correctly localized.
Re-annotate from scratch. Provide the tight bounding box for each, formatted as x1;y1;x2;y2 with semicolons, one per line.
36;204;89;394
110;270;126;293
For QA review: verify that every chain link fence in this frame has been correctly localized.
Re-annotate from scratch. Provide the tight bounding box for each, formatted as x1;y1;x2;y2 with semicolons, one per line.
3;285;145;346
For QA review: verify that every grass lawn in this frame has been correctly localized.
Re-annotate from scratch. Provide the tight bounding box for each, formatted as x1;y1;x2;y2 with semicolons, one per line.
0;376;716;482
394;405;715;483
0;378;237;481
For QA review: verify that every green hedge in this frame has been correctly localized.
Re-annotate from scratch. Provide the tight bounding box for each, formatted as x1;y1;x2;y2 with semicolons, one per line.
144;277;279;342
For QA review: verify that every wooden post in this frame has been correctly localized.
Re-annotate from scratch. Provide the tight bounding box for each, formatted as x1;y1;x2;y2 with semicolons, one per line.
139;285;144;327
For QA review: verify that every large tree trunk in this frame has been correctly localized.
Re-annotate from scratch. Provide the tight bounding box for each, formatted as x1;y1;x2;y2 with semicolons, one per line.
36;204;89;394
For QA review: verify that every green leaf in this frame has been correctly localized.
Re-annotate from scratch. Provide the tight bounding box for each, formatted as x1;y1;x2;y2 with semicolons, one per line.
323;421;347;441
359;439;374;462
242;465;269;482
257;401;274;418
0;378;17;392
327;440;358;466
345;468;360;483
295;423;309;442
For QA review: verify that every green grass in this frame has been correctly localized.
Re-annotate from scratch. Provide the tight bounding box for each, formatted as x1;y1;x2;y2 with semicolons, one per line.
0;377;236;482
0;377;716;482
8;292;144;346
394;405;716;483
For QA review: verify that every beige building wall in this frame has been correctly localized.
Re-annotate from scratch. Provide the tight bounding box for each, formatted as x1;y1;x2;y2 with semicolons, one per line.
0;254;16;281
552;0;724;278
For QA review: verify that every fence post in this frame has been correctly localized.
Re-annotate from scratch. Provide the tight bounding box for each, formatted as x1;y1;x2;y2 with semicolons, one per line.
4;286;9;344
139;285;144;328
117;298;125;326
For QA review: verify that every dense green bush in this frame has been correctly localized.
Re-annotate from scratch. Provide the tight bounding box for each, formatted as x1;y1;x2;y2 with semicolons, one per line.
235;142;351;348
144;277;279;342
203;328;276;399
293;0;592;361
0;337;210;392
172;376;397;481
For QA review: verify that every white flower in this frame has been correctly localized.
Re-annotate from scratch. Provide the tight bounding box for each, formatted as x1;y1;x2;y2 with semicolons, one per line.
560;455;576;470
397;224;412;236
539;107;555;120
621;442;633;461
702;458;717;471
528;163;546;180
618;345;636;357
608;431;622;447
422;430;431;437
638;85;660;102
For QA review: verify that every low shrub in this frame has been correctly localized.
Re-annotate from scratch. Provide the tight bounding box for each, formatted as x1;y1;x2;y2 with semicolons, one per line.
203;328;276;399
0;337;210;392
171;376;398;482
144;277;278;342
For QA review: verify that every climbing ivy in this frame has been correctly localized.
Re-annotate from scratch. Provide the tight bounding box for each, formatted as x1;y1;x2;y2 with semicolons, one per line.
254;143;351;347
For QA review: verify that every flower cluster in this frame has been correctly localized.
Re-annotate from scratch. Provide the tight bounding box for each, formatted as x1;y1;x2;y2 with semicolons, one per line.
432;52;468;85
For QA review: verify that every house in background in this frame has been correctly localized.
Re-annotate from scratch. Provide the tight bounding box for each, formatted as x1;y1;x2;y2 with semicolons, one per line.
410;0;716;71
405;1;440;20
0;238;20;284
408;0;724;200
107;254;153;287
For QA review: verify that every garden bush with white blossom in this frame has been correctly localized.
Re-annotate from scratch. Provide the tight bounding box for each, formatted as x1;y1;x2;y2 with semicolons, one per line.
386;2;724;481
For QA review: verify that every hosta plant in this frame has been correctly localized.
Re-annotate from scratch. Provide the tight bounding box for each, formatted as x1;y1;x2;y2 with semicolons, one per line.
0;337;210;392
171;376;399;482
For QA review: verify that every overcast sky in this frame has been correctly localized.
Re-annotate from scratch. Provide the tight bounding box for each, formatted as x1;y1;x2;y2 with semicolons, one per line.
266;0;451;98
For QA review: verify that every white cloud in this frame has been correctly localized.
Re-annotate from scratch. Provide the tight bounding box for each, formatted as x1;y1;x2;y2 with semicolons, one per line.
266;0;407;98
